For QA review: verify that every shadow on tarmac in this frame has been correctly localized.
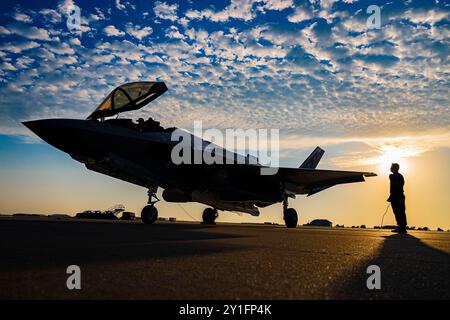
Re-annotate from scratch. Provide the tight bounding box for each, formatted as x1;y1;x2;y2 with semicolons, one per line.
337;233;450;299
0;219;250;273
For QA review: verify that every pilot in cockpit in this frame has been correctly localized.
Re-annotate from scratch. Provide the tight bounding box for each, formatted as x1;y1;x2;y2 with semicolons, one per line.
136;117;164;132
136;118;145;131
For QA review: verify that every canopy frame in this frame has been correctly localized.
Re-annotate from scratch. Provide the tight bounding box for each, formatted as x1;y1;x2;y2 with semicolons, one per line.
87;81;168;120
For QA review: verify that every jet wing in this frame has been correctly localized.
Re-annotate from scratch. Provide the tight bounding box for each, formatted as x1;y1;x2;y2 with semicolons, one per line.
274;167;377;196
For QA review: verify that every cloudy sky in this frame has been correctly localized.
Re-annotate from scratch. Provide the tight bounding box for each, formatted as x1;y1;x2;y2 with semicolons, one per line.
0;0;449;229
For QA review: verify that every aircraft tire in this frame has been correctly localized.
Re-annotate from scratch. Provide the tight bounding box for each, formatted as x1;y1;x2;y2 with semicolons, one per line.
141;205;158;224
202;208;217;224
284;208;298;228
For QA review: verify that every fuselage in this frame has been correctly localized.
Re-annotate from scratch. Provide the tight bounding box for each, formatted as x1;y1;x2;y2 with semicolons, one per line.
23;118;281;212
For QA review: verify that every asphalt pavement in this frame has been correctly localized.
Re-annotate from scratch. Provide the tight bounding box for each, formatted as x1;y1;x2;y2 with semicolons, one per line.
0;216;448;299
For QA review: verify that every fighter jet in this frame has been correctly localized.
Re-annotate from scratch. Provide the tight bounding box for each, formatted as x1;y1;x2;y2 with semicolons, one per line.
23;81;376;228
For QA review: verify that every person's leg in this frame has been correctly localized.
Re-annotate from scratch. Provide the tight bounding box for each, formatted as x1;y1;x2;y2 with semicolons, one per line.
397;199;407;233
391;200;401;227
391;200;407;233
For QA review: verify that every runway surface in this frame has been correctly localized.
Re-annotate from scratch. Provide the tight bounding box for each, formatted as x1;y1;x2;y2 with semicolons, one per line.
0;216;449;299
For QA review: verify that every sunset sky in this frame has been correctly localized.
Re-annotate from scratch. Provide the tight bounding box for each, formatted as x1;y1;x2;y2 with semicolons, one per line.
0;0;449;229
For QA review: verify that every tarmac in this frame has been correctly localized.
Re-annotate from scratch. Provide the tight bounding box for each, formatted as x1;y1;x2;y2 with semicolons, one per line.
0;216;449;299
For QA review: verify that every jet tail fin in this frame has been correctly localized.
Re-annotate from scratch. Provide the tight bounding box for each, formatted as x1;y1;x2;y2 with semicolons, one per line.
299;146;325;169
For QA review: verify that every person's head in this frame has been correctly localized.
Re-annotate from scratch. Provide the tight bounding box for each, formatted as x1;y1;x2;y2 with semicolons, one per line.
137;118;144;124
390;163;400;173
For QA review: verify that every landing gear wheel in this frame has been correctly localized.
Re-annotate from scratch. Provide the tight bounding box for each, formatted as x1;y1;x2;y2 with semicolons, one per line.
284;208;298;228
141;205;158;224
202;208;218;224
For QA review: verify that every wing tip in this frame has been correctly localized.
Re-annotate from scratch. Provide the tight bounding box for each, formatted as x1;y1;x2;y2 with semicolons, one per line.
364;172;377;177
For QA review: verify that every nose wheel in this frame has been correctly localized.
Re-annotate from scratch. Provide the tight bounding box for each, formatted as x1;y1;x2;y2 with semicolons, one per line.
141;205;158;224
141;186;159;224
202;207;218;224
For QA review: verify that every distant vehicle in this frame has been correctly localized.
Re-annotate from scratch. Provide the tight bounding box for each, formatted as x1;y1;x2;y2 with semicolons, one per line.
24;81;376;228
75;204;127;220
75;210;118;220
120;211;135;220
169;217;177;222
304;219;332;227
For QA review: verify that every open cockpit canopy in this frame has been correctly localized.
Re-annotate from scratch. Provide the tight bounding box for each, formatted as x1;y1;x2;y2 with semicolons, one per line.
87;81;167;120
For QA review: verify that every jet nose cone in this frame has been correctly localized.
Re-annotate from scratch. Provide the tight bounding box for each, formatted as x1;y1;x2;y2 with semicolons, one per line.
22;119;80;154
22;119;48;135
22;119;58;142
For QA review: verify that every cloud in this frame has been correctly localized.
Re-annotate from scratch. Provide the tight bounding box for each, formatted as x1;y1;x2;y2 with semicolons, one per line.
287;6;313;23
12;12;33;23
69;37;81;46
56;55;77;66
103;25;125;37
15;56;34;69
39;9;62;24
0;0;448;153
115;0;126;11
1;62;17;71
125;24;153;40
0;41;40;53
44;42;75;55
322;130;450;169
0;26;11;35
91;7;107;21
153;1;179;21
2;23;51;41
57;0;76;14
166;26;184;39
186;0;297;22
186;0;256;22
259;0;294;11
403;9;449;25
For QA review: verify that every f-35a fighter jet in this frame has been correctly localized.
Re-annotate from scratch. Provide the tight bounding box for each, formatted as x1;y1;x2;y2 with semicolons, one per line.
24;81;376;228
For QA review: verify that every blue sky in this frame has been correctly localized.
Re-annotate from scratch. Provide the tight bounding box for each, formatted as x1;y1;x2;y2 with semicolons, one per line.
0;0;449;228
0;0;448;138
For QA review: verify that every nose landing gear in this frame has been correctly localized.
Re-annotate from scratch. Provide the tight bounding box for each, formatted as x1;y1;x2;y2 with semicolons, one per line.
141;186;159;224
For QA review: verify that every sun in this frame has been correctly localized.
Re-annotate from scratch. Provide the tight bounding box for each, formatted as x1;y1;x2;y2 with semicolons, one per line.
375;145;411;175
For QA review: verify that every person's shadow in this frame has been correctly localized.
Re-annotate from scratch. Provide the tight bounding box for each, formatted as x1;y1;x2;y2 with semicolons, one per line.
340;233;450;299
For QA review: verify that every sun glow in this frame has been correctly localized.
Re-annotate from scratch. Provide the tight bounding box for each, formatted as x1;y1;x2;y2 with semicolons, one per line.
368;145;418;175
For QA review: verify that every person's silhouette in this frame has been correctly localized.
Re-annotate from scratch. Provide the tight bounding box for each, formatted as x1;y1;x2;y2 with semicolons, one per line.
387;163;407;234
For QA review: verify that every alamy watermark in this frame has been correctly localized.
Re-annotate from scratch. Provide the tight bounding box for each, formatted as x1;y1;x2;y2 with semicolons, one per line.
366;265;381;290
66;265;81;290
366;5;381;30
170;121;279;175
66;4;82;35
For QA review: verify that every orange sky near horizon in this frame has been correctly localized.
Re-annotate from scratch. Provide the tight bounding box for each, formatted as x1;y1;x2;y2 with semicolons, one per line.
0;133;448;231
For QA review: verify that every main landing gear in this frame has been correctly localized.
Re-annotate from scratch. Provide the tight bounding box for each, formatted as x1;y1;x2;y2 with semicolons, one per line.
141;187;159;224
202;207;218;224
282;184;298;228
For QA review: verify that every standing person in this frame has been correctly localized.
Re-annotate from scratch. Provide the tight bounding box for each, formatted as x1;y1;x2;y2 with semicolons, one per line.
387;163;408;234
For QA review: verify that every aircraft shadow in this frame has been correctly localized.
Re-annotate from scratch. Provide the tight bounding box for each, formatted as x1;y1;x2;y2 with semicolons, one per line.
0;219;250;273
334;233;450;299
